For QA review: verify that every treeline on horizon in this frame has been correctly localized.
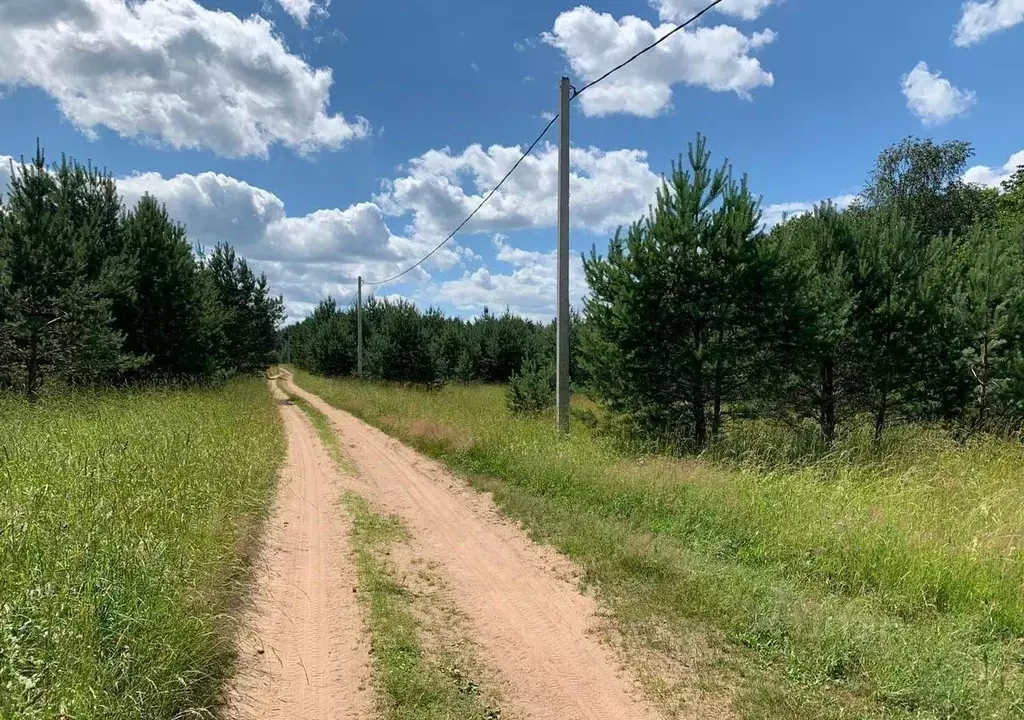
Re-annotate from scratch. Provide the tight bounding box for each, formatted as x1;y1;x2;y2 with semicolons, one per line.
281;297;584;386
0;147;284;401
289;135;1024;447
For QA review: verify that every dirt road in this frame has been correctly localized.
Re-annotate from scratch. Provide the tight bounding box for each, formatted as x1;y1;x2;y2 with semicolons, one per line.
226;383;373;719
279;371;661;720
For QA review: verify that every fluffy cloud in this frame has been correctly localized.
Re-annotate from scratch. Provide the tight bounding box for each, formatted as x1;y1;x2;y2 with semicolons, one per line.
0;156;15;198
761;193;858;229
652;0;779;22
954;0;1024;47
377;142;661;240
437;235;588;321
0;0;369;158
111;169;475;321
901;61;975;125
119;171;285;252
963;149;1024;188
116;170;463;278
276;0;327;27
543;6;775;117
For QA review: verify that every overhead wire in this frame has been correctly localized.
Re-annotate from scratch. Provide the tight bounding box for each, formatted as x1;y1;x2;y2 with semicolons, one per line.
362;112;561;287
571;0;725;99
358;0;725;290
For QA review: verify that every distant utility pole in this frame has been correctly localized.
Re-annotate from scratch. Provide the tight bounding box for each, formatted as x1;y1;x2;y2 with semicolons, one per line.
556;77;571;434
357;276;363;377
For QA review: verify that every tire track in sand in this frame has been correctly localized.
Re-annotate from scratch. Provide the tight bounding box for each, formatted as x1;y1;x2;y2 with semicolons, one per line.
225;382;373;719
281;371;662;720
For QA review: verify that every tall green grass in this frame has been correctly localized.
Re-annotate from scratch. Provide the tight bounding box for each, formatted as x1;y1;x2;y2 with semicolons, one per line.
0;379;283;720
292;369;1024;720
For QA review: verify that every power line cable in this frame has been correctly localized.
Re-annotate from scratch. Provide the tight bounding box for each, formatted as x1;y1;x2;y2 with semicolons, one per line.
360;0;725;288
363;112;560;287
571;0;725;99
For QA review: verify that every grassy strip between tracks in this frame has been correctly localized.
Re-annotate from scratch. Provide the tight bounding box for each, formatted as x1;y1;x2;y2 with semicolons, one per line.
290;367;1024;720
0;378;284;720
282;385;502;720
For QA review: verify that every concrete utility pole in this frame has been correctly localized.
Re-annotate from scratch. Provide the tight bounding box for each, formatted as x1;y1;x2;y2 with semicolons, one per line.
357;276;363;377
556;77;571;434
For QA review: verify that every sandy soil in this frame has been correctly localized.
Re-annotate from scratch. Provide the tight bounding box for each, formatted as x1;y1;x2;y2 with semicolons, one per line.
224;383;373;719
280;371;663;720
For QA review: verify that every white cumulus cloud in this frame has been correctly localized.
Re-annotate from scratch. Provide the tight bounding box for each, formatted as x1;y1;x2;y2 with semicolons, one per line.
116;170;462;273
113;170;476;320
543;6;775;117
275;0;327;27
963;149;1024;188
652;0;780;22
954;0;1024;46
437;235;588;321
0;156;16;200
376;141;661;240
901;61;975;125
0;0;369;158
761;193;859;229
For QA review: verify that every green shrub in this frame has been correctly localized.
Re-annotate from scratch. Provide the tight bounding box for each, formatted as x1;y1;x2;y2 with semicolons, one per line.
506;359;553;415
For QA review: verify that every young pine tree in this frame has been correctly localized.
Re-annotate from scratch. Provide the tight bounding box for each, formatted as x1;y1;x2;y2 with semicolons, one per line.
204;243;284;373
771;204;859;444
582;135;778;448
956;224;1024;432
848;209;932;438
0;149;131;399
365;299;437;384
119;195;213;377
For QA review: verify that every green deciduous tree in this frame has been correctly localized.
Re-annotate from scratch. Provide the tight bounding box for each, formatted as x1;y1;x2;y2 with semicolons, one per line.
863;136;995;241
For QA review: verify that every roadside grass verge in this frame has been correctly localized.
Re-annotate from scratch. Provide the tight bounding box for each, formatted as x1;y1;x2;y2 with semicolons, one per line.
290;368;1024;720
281;386;502;720
0;378;283;720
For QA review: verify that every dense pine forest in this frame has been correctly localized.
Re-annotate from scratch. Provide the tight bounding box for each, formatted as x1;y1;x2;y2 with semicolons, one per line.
0;147;284;400
291;135;1024;446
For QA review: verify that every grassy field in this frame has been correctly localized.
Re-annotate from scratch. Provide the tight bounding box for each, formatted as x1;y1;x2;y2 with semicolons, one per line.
291;368;1024;720
0;379;283;720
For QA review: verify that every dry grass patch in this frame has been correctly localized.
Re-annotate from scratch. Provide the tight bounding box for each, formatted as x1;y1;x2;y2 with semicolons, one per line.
381;415;477;453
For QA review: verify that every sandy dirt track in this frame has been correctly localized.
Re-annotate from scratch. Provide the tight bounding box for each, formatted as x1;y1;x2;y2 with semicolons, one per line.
280;371;662;720
225;383;373;719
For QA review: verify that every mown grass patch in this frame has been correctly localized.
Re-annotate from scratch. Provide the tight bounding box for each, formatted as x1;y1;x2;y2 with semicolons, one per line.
291;368;1024;720
0;378;283;720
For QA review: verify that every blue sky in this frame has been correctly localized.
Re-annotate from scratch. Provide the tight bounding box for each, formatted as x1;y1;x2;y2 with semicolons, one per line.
1;0;1022;322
